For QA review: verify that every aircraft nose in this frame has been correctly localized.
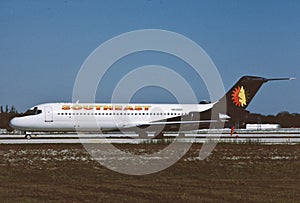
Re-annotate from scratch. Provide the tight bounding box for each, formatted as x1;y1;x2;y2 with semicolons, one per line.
9;117;22;129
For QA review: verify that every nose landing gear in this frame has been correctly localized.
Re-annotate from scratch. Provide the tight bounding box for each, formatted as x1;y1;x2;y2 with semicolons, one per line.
25;132;31;140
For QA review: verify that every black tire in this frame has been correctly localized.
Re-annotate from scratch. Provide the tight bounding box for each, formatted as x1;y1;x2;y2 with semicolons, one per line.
25;134;31;140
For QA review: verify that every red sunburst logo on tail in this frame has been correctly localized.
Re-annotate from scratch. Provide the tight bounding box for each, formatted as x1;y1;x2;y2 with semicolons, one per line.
231;86;247;107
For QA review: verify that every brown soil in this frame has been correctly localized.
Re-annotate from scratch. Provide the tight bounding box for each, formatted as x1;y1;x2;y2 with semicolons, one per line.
0;143;299;202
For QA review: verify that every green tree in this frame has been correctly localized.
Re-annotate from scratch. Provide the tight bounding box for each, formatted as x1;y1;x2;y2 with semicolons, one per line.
10;105;17;114
0;105;20;131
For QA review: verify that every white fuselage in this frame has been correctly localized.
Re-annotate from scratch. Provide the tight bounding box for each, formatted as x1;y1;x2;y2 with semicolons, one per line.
10;103;215;132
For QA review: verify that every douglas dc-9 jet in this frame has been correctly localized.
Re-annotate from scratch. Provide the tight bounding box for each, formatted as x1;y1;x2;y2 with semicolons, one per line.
10;76;293;139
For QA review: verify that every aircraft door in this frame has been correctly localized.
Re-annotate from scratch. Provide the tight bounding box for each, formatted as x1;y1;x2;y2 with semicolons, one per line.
44;106;53;122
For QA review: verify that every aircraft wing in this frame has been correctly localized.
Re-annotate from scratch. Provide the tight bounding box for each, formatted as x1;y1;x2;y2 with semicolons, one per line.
148;120;218;125
123;119;217;128
119;110;223;132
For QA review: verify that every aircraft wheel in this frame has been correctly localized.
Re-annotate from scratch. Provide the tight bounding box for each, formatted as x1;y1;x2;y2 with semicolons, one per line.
25;134;31;140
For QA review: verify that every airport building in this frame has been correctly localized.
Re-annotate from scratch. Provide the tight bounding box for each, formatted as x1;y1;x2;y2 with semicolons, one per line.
246;124;280;130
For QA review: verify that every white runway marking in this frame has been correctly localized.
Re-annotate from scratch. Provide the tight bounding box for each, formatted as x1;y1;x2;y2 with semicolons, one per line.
1;133;300;144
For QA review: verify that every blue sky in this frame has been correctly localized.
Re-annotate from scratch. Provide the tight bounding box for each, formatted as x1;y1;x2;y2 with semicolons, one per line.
0;0;299;114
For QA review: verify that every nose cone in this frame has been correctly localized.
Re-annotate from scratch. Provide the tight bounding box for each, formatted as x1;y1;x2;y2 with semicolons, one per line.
10;117;24;130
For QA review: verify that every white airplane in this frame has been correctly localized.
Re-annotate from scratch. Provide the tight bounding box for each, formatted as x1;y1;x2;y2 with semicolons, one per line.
10;76;294;139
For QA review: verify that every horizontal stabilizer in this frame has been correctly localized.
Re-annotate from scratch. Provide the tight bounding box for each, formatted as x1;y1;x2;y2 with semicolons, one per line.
266;77;296;81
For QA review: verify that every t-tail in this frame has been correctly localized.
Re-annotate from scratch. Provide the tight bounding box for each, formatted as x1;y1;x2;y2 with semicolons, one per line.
215;76;295;120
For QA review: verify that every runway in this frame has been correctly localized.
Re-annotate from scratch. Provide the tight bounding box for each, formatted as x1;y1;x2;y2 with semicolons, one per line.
1;133;300;144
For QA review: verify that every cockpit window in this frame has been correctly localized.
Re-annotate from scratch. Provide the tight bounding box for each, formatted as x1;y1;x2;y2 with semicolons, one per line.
22;107;42;117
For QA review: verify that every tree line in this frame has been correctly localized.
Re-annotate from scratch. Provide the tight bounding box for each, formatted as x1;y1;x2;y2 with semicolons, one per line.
0;105;20;131
0;105;18;114
225;111;300;129
244;111;300;128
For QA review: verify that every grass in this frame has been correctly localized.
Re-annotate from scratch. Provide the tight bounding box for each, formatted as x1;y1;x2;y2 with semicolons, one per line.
140;138;175;144
0;143;299;202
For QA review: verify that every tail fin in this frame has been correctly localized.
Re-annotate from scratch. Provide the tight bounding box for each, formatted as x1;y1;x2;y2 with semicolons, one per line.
216;76;294;118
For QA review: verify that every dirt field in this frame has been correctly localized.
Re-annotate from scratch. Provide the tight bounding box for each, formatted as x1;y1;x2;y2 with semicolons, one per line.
0;143;299;202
